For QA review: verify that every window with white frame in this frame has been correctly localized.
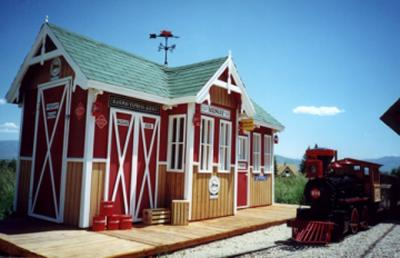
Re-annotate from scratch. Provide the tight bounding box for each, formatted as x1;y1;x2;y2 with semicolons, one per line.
219;120;232;172
167;115;186;171
199;116;214;172
264;135;272;173
238;136;248;162
253;133;261;173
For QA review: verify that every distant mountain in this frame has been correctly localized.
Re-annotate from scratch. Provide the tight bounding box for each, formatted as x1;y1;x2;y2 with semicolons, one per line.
275;154;400;174
0;140;18;160
275;155;301;167
366;156;400;173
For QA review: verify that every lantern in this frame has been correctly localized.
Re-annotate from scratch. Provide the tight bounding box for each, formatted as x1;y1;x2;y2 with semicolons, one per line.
92;99;104;118
274;134;279;144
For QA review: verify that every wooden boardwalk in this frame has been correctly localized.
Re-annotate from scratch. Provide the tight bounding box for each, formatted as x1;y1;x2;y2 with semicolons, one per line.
0;204;296;257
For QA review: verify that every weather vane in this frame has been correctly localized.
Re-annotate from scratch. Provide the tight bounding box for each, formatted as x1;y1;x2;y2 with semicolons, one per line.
149;30;179;65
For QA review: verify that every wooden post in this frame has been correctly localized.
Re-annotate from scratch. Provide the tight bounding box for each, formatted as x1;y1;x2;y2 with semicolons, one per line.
171;200;189;225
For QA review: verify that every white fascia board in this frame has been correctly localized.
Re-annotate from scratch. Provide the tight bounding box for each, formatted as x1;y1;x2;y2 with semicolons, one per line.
87;79;196;105
254;120;285;132
6;24;88;103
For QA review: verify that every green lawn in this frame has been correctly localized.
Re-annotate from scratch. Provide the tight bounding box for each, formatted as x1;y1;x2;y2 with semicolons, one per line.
275;174;307;204
0;160;16;220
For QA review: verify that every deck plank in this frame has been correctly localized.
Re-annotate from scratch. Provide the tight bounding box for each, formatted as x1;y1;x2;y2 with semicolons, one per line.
0;204;296;258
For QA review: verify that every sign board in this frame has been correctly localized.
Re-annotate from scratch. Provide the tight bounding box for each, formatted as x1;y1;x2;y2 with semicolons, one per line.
255;175;268;181
240;118;255;132
201;104;231;120
109;95;160;115
209;175;220;199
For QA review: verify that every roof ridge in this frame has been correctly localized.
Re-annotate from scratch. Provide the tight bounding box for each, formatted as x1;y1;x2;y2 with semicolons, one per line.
165;56;228;71
47;23;164;67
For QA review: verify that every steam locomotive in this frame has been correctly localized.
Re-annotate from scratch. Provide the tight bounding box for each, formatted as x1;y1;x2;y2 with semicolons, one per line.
288;147;400;244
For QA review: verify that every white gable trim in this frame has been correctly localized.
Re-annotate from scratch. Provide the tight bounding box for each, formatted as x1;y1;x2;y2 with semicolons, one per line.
195;55;255;117
6;23;88;103
254;120;285;132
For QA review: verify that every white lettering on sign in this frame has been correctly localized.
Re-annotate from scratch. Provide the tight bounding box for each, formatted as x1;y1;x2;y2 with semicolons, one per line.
47;111;57;120
46;102;60;111
117;119;130;127
201;104;231;120
143;122;154;130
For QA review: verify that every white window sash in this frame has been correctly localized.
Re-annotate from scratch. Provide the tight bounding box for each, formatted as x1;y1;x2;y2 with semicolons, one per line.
199;116;214;173
219;120;232;172
253;133;261;173
167;115;186;172
264;135;272;174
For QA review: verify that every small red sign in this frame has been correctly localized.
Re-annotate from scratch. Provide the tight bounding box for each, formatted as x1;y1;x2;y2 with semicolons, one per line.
75;102;85;120
96;114;107;129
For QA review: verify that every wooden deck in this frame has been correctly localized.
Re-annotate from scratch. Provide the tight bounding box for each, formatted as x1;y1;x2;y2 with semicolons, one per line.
0;204;296;258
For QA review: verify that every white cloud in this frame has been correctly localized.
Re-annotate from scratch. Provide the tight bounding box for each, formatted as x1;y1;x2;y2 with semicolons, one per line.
0;122;19;133
0;98;6;105
293;106;344;116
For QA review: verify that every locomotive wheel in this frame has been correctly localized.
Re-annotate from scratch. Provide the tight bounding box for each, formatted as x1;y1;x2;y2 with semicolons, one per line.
350;208;359;234
360;206;369;230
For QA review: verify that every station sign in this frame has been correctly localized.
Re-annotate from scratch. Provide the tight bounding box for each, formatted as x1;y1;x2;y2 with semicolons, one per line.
201;104;231;120
109;95;160;115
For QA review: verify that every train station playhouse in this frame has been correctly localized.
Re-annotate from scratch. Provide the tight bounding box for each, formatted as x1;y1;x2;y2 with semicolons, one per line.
6;23;284;228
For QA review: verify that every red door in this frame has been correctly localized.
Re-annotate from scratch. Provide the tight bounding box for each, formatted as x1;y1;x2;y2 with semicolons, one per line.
30;81;70;222
106;109;159;221
237;135;249;208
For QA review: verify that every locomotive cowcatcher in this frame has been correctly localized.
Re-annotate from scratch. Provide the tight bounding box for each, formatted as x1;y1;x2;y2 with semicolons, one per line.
288;147;383;244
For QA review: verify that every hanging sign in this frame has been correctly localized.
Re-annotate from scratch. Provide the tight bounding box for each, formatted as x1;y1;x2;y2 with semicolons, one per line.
240;118;255;132
201;104;231;119
209;175;220;199
117;119;130;127
143;122;154;129
109;95;160;115
255;175;268;181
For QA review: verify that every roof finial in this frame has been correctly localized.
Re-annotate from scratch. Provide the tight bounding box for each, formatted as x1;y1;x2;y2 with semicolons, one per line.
228;50;232;59
45;15;49;23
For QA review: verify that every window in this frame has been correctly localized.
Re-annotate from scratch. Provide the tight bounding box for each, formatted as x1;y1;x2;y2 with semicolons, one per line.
253;133;261;173
167;115;186;171
199;116;214;172
219;120;232;172
264;135;272;173
238;136;248;162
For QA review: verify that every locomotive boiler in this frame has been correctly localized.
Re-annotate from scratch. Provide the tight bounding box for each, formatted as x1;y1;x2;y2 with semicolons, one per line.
288;147;390;244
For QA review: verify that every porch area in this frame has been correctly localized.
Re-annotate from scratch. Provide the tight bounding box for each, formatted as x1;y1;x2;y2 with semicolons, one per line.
0;204;296;258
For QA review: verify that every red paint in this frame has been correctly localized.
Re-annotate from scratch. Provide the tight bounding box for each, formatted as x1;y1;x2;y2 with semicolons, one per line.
93;93;110;158
237;172;248;207
20;89;37;156
107;215;120;230
92;215;106;231
32;85;67;219
119;214;133;229
100;201;114;216
67;86;87;158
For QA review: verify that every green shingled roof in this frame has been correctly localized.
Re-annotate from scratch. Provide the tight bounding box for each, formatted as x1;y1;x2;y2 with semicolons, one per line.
48;23;226;98
252;100;284;130
47;23;283;130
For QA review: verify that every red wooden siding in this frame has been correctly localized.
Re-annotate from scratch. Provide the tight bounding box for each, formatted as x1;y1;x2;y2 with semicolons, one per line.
67;86;87;158
20;89;37;157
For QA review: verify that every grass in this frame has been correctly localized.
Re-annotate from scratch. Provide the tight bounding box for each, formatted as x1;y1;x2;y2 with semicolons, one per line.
275;174;307;205
0;160;16;220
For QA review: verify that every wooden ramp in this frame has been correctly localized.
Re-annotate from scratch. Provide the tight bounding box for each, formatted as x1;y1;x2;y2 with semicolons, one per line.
0;204;296;258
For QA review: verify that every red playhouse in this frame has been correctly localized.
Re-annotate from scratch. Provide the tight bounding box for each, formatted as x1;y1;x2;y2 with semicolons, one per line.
6;23;284;228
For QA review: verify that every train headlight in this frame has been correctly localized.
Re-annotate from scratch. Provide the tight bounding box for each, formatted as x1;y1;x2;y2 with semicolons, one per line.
311;188;321;199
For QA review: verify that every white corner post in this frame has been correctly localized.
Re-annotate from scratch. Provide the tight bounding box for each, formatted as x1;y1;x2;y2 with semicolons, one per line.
79;88;96;228
13;97;25;212
233;110;239;214
184;103;195;220
272;132;276;204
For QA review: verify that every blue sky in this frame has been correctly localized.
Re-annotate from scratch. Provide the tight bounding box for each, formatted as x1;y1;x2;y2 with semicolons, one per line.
0;0;399;159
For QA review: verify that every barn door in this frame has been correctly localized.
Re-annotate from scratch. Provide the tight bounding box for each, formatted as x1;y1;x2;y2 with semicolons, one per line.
106;109;135;215
105;109;159;221
29;80;70;222
133;115;159;221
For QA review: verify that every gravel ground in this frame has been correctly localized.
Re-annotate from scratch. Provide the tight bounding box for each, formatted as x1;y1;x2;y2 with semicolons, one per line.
161;220;400;258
